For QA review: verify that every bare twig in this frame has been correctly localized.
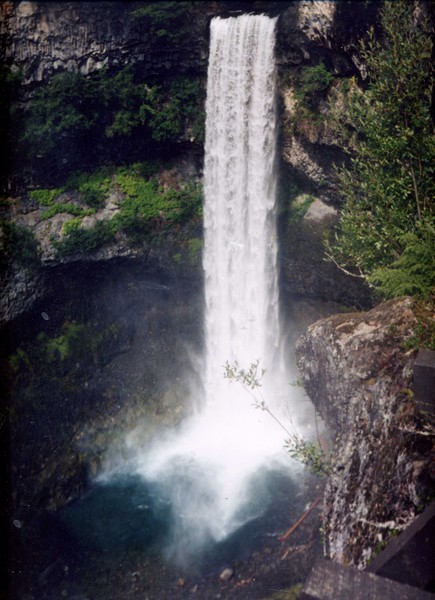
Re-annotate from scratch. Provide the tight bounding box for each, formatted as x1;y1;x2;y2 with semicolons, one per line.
279;494;322;544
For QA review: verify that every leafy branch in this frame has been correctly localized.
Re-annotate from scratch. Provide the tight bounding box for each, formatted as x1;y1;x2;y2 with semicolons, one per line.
223;360;331;476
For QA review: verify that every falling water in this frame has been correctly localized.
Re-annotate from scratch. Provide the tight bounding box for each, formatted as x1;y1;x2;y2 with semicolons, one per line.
134;14;296;563
94;14;304;568
203;14;280;408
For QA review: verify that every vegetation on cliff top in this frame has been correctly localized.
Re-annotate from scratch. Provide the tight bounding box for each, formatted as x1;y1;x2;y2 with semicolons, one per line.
16;68;204;187
327;0;434;301
27;163;203;258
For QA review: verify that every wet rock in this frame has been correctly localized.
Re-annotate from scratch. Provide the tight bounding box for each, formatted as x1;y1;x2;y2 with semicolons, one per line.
296;297;435;567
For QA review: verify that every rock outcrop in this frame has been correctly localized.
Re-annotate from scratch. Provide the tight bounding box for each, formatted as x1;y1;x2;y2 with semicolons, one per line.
296;297;435;567
0;1;209;85
282;195;371;306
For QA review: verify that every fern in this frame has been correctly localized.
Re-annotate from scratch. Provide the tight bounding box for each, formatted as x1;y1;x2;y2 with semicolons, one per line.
368;221;435;299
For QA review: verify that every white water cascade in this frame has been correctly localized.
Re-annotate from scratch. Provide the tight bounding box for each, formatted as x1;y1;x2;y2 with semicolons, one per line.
117;14;307;566
203;14;281;411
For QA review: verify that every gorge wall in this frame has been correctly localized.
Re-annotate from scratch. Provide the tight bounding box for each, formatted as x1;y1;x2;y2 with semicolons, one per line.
0;0;378;326
296;297;435;569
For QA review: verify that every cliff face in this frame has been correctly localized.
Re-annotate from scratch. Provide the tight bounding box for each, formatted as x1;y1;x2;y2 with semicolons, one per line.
0;1;209;84
0;0;376;324
296;297;435;567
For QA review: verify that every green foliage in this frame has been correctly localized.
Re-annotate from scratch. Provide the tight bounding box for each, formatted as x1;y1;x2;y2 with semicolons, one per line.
285;435;331;476
10;320;120;375
297;63;334;103
29;188;65;206
170;181;203;222
0;220;39;268
113;170;174;239
368;222;435;300
22;67;150;161
327;0;434;298
264;584;303;600
53;220;115;257
187;237;202;266
21;66;205;176
131;2;194;43
144;77;205;143
224;359;265;389
53;163;203;256
9;348;31;373
41;204;95;220
403;304;435;351
22;71;99;159
289;194;315;222
66;169;113;208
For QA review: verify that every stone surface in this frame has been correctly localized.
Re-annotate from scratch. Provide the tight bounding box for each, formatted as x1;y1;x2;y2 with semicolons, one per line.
0;1;209;85
413;349;435;414
300;558;434;600
0;263;46;325
282;196;371;306
296;297;435;567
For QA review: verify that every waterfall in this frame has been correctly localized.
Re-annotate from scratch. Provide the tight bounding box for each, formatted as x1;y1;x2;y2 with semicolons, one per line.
203;14;280;411
117;13;300;567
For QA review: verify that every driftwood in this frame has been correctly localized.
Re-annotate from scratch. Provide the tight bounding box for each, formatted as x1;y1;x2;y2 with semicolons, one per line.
279;494;322;544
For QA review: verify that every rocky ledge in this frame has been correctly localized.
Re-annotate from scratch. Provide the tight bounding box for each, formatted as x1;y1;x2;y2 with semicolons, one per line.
296;297;435;568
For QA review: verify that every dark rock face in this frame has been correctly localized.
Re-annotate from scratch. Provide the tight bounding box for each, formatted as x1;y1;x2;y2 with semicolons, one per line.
0;1;209;85
282;197;372;306
296;297;435;567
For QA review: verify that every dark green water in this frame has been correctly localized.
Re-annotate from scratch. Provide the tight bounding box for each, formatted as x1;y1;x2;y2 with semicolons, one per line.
58;468;300;572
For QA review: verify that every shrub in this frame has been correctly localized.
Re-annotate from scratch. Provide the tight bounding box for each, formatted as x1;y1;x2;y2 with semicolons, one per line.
29;188;65;206
53;220;115;257
0;220;39;268
52;163;203;256
326;0;434;299
66;169;113;208
41;204;95;220
296;63;334;107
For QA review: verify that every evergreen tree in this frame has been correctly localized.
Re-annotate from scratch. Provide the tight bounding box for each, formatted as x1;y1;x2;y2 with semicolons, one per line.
327;0;434;300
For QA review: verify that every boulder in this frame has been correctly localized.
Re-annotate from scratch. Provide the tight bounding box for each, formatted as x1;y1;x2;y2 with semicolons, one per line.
296;297;435;567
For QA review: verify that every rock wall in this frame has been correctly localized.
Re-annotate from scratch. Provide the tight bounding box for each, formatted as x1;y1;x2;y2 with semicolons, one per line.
296;297;435;567
0;1;209;84
0;0;379;323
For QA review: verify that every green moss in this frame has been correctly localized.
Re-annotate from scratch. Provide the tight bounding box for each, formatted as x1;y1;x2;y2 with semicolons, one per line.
53;220;115;257
187;237;202;266
289;194;315;222
41;204;95;220
296;63;334;102
403;302;435;351
52;163;203;257
11;321;121;376
261;583;303;599
29;187;65;206
9;348;31;373
66;169;113;208
131;2;195;44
